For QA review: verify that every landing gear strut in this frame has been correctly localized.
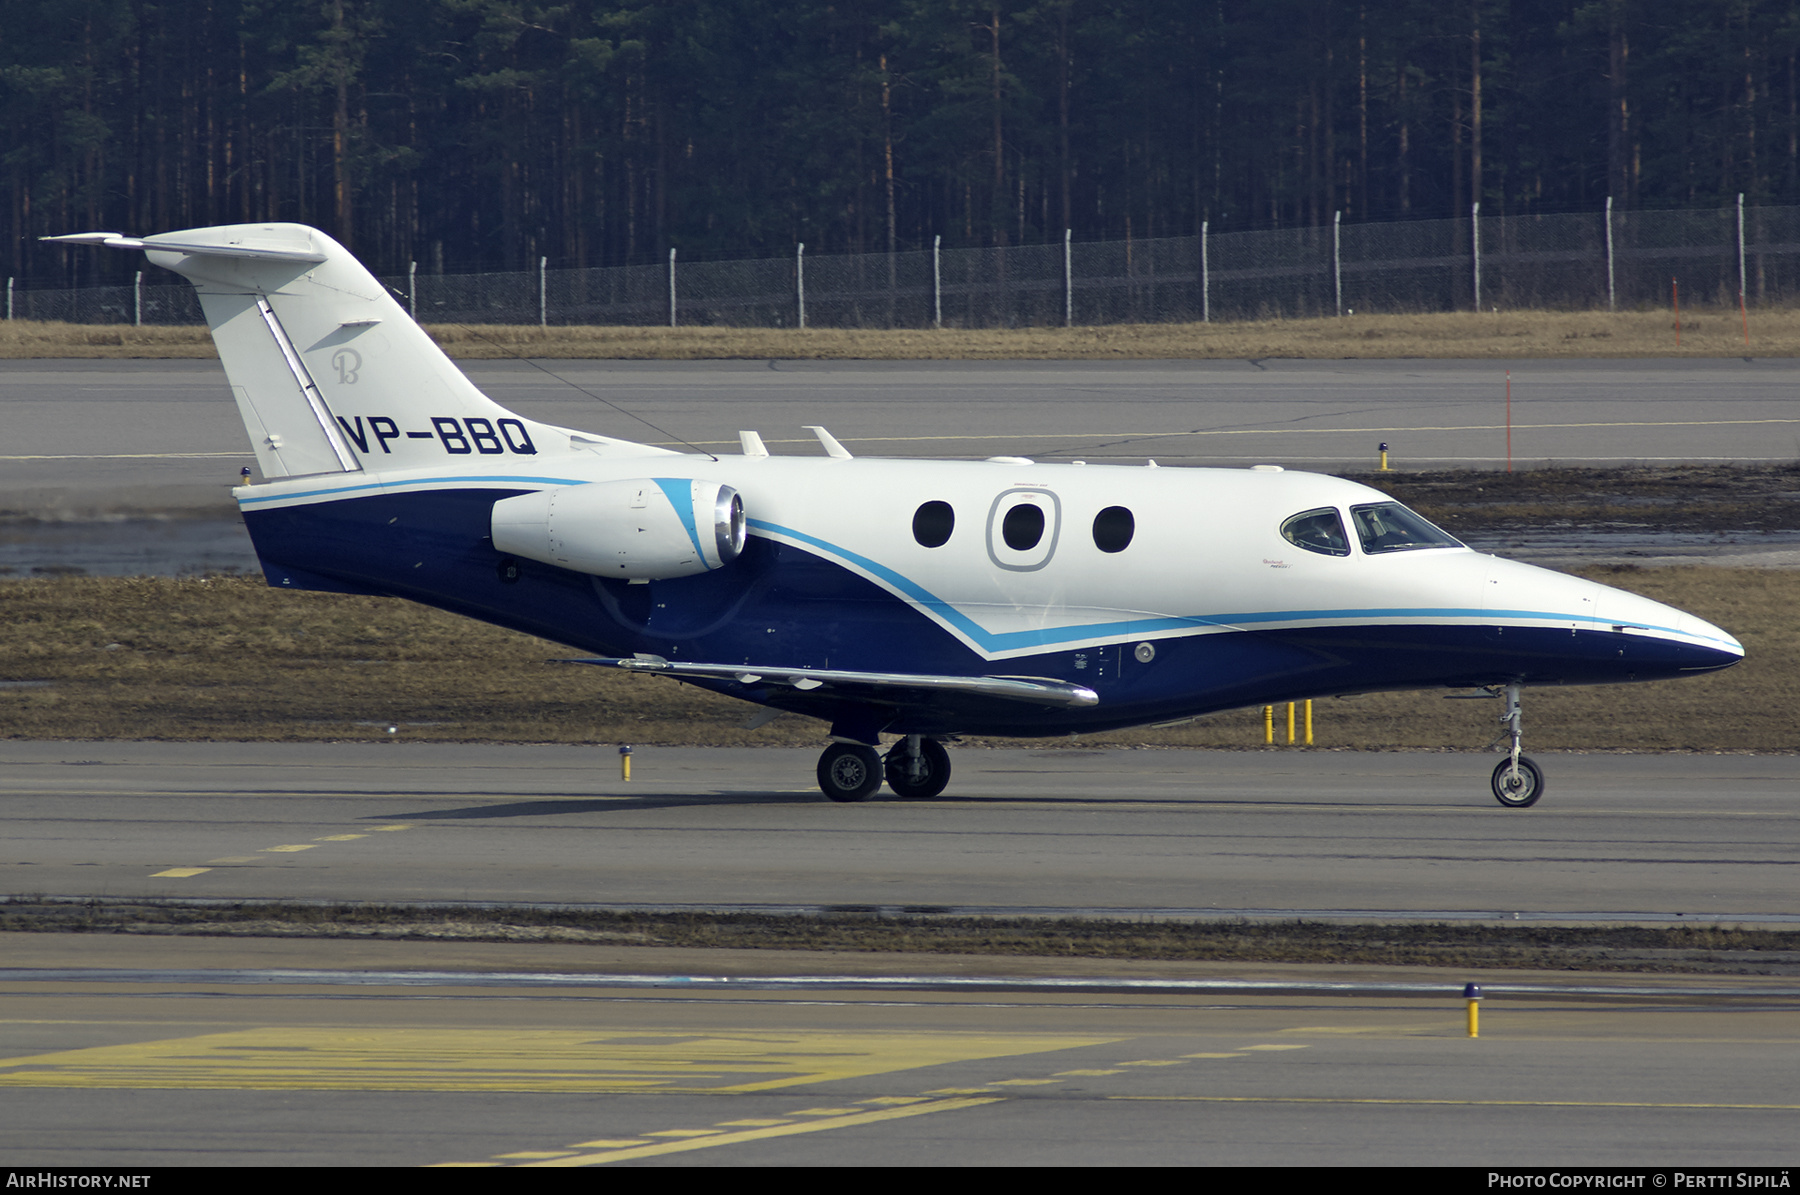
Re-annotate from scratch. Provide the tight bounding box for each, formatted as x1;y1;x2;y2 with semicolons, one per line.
1489;682;1545;809
883;735;952;799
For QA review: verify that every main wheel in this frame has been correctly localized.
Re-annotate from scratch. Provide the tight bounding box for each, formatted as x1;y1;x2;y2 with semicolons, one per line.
818;742;883;802
1491;755;1545;809
884;737;952;799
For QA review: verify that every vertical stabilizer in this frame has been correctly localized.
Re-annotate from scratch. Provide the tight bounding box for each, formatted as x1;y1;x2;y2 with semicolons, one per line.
44;223;670;478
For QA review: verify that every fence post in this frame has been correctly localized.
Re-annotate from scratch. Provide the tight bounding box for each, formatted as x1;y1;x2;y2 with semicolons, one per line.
1738;192;1751;344
4;276;10;320
1063;228;1073;327
1201;220;1209;323
932;234;942;329
1605;196;1615;312
1333;210;1343;316
1471;201;1481;311
41;200;1767;337
1737;192;1747;306
409;261;417;320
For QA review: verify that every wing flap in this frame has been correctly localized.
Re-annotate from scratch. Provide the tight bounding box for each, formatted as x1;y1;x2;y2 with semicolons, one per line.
563;656;1099;708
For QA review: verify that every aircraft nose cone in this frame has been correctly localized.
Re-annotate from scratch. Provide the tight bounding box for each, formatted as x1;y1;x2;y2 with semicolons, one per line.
1602;584;1743;674
1678;610;1744;668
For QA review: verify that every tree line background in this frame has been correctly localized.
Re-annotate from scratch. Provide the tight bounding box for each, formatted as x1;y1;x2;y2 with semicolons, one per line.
6;1;1800;285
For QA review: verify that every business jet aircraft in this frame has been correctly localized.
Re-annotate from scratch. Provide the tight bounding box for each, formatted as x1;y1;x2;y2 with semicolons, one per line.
49;223;1744;808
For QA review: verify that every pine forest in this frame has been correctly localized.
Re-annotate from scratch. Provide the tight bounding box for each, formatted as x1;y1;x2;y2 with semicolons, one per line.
5;1;1798;285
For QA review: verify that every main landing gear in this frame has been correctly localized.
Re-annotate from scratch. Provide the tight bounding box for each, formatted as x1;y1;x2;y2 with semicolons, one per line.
1489;682;1545;809
816;735;952;802
884;735;952;799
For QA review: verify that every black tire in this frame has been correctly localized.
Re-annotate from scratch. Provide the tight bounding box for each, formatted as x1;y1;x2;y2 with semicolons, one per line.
884;737;952;799
818;742;883;802
1491;755;1545;809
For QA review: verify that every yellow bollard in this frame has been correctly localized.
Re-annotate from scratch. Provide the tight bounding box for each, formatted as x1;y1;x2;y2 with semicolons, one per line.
1286;702;1296;745
1263;705;1274;745
619;744;633;781
1304;699;1313;746
1464;983;1482;1038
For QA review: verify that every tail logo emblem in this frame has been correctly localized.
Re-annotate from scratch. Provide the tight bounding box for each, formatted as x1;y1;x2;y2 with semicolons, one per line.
331;348;363;385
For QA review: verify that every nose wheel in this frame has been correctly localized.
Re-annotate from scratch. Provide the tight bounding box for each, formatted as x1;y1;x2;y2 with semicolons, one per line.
1488;683;1545;808
1491;755;1544;807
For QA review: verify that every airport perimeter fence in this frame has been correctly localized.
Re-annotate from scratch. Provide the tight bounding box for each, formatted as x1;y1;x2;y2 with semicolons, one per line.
11;198;1799;330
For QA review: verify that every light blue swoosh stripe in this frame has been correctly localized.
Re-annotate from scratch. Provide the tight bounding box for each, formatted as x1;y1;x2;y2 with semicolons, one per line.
749;518;1732;653
653;477;705;556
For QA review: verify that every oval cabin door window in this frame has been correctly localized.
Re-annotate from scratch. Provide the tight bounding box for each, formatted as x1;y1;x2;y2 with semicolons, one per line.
986;489;1061;571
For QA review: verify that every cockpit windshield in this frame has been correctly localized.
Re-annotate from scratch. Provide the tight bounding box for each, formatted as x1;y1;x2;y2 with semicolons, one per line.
1348;502;1462;554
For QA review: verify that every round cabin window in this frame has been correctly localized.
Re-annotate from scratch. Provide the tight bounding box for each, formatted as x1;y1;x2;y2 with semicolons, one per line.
1002;502;1045;550
1092;506;1134;553
913;500;955;547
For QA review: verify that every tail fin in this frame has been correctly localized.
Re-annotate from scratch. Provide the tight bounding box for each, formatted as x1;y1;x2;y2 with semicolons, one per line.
45;224;667;477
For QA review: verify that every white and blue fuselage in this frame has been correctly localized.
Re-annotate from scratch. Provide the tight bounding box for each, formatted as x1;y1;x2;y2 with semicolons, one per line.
234;441;1741;740
46;222;1742;802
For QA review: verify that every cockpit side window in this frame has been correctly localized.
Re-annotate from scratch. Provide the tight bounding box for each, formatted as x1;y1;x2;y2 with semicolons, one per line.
1349;502;1462;554
1281;507;1350;557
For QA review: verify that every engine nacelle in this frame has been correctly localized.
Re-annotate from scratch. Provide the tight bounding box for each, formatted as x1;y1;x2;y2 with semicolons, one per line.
491;478;746;580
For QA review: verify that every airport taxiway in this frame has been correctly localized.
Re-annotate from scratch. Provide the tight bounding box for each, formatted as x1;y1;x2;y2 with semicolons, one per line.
2;933;1796;1167
7;356;1800;516
3;742;1796;922
5;356;1799;1165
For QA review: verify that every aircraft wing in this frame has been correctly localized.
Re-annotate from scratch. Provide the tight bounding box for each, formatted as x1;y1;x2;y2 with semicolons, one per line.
562;655;1100;708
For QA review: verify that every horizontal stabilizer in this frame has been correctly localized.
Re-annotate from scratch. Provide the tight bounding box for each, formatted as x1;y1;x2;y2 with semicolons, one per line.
563;656;1100;708
43;230;326;262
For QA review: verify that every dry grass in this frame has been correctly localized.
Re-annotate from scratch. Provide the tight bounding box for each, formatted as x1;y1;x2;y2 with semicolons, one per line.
4;307;1797;360
1346;464;1800;535
0;321;217;358
6;900;1799;973
0;567;1786;751
0;574;773;746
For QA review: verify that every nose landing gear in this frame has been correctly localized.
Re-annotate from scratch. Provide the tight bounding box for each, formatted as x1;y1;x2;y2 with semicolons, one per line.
1488;682;1545;808
815;735;953;801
